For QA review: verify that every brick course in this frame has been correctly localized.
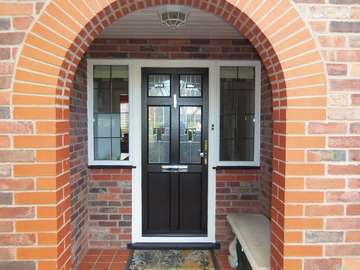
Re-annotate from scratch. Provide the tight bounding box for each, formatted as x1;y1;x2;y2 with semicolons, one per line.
69;59;88;269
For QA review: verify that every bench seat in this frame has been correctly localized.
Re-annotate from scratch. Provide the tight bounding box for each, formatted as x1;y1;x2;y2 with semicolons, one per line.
227;213;271;270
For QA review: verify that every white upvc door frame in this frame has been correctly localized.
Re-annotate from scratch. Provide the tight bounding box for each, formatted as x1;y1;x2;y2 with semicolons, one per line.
87;59;261;244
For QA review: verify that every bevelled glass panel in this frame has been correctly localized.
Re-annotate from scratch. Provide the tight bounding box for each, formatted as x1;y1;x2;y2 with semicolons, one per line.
94;138;111;160
220;66;255;161
148;74;171;96
180;106;202;164
148;106;170;163
180;75;202;97
93;65;129;161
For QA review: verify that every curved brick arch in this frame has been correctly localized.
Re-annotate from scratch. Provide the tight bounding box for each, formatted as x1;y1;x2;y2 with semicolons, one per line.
12;1;327;270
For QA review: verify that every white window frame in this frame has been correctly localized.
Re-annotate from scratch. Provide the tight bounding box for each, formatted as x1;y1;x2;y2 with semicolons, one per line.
87;59;261;244
87;59;135;166
213;61;261;167
87;59;261;167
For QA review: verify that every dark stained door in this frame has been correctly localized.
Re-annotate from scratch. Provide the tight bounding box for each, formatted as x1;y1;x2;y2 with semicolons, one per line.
142;68;208;236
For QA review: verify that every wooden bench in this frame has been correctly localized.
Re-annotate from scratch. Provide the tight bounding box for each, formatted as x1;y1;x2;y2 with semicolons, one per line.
227;213;271;270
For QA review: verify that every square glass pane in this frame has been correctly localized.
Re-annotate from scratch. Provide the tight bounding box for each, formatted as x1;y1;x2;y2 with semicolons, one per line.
112;138;121;160
111;114;121;137
148;106;170;163
112;79;128;96
120;102;129;135
94;88;110;113
94;114;111;138
220;66;255;80
220;66;255;161
148;74;170;96
94;66;111;90
112;66;128;79
94;78;110;90
180;106;202;164
120;135;129;161
112;89;128;113
180;75;202;97
94;138;111;160
94;66;111;78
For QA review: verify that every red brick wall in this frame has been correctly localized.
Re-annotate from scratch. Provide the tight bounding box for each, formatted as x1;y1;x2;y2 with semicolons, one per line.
2;1;359;270
215;168;261;246
260;66;273;218
71;38;273;249
69;59;89;268
86;38;259;59
88;169;132;249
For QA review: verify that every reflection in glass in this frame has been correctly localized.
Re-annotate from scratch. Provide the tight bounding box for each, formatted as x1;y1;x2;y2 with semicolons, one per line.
148;74;171;96
94;138;111;160
112;138;121;160
93;65;129;161
148;107;170;163
180;107;202;164
94;114;111;138
220;66;255;161
180;75;202;97
94;65;111;91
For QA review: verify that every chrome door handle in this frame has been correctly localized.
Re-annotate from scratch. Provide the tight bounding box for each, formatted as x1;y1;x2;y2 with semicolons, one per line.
200;139;208;165
161;165;188;171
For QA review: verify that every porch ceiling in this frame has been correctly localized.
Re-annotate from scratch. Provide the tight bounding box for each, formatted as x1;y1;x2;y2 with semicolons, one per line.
99;6;244;39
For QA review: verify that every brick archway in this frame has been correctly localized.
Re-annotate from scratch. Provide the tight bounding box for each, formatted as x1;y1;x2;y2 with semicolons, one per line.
12;1;326;270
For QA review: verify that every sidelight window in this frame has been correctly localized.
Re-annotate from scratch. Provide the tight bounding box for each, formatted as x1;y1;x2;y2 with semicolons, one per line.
88;64;130;165
217;64;260;167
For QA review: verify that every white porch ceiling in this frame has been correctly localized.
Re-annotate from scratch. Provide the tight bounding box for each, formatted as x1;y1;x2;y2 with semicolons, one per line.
99;6;244;39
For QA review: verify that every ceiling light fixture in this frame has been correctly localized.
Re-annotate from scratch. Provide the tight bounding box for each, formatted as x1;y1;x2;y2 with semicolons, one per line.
158;5;190;29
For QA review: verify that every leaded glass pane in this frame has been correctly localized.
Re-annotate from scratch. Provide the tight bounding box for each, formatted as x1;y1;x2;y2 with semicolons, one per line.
220;66;255;161
93;65;129;161
148;106;170;163
94;138;111;160
180;106;202;164
180;75;202;97
94;114;111;138
148;74;171;96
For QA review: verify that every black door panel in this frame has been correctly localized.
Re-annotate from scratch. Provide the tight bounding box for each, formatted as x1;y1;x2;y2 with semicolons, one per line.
142;68;208;236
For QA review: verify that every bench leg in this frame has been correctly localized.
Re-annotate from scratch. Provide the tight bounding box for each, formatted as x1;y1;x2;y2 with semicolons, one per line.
236;240;252;270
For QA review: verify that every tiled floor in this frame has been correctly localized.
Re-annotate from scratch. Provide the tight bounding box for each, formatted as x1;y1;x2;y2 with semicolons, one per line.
77;249;233;270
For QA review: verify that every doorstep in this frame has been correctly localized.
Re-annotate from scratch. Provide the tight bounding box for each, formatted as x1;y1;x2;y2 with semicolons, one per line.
77;248;233;270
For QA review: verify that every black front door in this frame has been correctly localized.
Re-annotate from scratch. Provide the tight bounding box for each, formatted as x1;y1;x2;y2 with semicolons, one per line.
142;68;208;236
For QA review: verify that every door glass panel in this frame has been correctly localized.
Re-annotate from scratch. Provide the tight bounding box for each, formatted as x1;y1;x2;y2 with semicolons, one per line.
148;106;170;163
180;75;202;97
220;66;255;161
180;106;202;164
148;74;171;96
